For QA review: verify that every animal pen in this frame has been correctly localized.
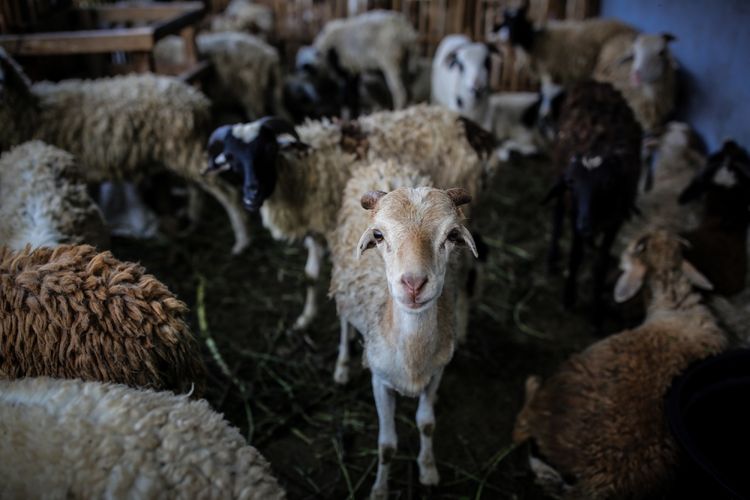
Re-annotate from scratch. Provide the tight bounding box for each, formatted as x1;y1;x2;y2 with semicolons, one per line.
1;0;748;499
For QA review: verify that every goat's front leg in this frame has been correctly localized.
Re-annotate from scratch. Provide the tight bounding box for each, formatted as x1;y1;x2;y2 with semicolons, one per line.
416;369;444;486
371;374;398;499
379;58;407;109
333;317;355;384
293;235;324;330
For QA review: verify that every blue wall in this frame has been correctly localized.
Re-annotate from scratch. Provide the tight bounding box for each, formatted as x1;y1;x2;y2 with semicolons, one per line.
600;0;749;151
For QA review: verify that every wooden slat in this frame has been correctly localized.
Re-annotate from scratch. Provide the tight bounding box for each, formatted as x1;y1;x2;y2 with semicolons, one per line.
89;2;204;24
0;27;154;55
152;5;205;40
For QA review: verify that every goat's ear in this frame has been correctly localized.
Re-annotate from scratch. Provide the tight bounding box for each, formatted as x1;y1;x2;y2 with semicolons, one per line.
446;187;471;207
458;225;479;258
614;259;647;303
541;176;565;205
361;190;386;210
662;32;677;43
445;50;460;69
356;228;377;259
682;260;713;290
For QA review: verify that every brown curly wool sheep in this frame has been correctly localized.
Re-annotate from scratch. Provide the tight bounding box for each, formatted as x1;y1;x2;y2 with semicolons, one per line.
0;245;206;394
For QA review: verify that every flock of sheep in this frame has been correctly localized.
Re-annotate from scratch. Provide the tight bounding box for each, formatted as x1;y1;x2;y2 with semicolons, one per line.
0;0;749;498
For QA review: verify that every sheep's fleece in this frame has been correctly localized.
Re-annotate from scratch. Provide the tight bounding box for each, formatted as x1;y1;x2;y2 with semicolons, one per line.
0;376;286;500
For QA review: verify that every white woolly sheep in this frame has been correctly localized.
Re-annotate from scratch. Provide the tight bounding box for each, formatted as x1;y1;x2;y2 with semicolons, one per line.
0;48;250;255
594;32;679;132
0;141;108;250
0;376;285;500
154;31;285;121
329;159;478;498
205;106;498;330
0;244;206;395
513;229;726;499
311;10;418;110
211;0;274;39
493;3;636;85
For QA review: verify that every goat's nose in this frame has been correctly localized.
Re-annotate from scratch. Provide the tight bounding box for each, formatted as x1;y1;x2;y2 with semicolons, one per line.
401;273;428;296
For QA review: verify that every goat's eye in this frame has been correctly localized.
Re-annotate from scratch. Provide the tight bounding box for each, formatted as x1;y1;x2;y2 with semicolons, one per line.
373;229;383;242
447;229;462;243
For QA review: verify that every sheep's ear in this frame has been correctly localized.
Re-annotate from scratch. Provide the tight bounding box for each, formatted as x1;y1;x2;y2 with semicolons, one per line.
662;32;677;43
446;187;471;207
356;229;377;259
614;260;647;303
458;225;479;258
682;260;713;290
361;190;386;210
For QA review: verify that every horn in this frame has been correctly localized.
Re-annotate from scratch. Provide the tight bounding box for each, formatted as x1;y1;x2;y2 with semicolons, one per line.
446;187;472;206
258;116;301;142
361;190;387;210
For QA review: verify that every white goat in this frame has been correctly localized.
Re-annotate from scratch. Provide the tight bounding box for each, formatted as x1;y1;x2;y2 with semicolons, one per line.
329;159;478;498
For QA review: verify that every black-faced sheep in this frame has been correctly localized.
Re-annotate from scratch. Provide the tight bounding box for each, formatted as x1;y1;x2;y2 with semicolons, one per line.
0;244;206;394
513;230;726;499
0;376;285;499
543;81;642;330
0;48;250;255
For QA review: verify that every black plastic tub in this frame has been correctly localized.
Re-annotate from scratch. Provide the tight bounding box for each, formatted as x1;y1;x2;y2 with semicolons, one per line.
666;348;750;499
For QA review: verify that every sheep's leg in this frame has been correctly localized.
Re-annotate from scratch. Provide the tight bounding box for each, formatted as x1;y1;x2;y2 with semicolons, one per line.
592;223;621;332
371;374;397;499
416;369;443;486
197;177;250;255
564;224;584;309
547;196;565;275
293;235;324;330
379;59;407;109
333;317;355;384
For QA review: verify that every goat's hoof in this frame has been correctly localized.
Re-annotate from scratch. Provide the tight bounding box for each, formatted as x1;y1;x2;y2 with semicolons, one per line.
418;461;440;486
292;315;313;331
333;362;349;385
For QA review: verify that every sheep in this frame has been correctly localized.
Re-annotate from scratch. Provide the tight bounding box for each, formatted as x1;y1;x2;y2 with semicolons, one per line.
0;141;108;250
153;31;285;121
678;140;750;296
0;244;206;394
513;229;726;499
310;9;418;110
210;0;274;39
594;32;679;133
493;3;636;85
0;376;285;500
328;159;478;498
205;105;498;330
431;34;495;124
543;81;642;330
0;48;250;255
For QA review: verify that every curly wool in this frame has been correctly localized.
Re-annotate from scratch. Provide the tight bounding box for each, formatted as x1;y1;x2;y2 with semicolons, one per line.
0;245;206;394
261;105;497;242
0;377;285;500
0;141;108;250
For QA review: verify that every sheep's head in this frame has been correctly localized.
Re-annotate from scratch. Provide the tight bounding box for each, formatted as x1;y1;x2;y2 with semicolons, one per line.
492;2;533;50
204;117;307;211
356;187;478;313
629;33;676;86
444;42;495;112
614;230;712;303
679;140;750;217
544;152;638;238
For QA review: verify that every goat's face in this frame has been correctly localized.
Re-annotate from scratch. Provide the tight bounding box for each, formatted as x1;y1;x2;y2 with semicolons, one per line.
614;230;712;303
204;118;305;212
630;33;676;86
357;187;478;313
445;44;493;112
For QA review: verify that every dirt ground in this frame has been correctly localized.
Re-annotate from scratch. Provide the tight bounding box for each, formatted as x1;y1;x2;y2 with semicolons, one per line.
110;155;642;499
